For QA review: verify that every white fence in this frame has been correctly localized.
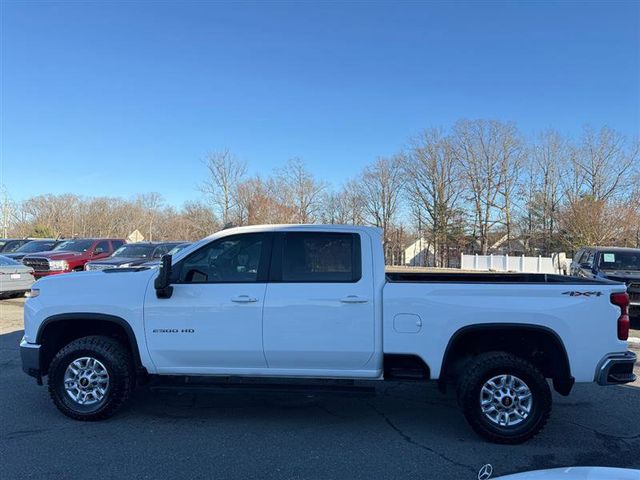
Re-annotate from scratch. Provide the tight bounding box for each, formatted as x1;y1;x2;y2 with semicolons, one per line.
460;253;562;274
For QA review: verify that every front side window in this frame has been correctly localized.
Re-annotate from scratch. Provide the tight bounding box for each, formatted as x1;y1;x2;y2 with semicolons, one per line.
585;251;595;267
94;241;110;254
176;234;268;283
281;232;360;282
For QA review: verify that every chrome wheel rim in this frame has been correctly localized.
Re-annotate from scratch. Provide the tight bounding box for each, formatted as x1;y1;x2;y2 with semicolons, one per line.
480;374;532;427
63;357;110;406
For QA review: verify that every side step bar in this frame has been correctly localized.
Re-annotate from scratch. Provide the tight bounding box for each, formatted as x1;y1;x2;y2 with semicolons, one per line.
148;377;377;397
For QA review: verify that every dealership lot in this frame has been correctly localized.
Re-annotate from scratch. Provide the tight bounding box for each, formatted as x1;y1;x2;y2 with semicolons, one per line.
1;298;639;479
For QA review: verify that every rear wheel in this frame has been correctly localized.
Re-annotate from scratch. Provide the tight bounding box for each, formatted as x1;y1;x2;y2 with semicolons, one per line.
457;352;551;444
48;336;134;420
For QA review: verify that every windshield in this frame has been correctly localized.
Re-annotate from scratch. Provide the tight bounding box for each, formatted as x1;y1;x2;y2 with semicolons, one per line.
599;251;640;271
0;255;20;266
53;240;94;253
112;244;156;258
16;241;58;253
168;244;190;255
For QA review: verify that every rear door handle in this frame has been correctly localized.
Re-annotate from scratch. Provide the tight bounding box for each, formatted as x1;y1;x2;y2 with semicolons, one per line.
231;295;258;303
340;295;368;304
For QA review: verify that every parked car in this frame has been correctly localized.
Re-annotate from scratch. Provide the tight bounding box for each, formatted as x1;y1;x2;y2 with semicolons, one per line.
140;242;193;267
0;255;34;298
21;225;635;444
22;238;125;278
0;238;32;253
85;242;184;271
3;239;64;262
571;247;640;312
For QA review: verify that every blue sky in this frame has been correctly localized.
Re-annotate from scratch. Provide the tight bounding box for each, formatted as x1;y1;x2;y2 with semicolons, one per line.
1;1;639;207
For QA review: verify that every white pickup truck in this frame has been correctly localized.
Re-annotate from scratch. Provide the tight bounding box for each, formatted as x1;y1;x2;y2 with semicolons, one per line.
20;225;636;443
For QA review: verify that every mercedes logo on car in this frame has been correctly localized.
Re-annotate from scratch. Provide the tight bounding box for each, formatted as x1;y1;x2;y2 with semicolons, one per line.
477;464;493;480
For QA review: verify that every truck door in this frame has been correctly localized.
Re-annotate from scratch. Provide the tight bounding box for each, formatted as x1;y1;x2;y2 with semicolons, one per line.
262;231;375;372
144;233;272;373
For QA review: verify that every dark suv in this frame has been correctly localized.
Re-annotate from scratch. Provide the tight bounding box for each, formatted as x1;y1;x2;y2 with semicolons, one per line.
571;246;640;312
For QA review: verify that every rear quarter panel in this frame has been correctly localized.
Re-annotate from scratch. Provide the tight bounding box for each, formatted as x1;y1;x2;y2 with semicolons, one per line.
383;282;628;382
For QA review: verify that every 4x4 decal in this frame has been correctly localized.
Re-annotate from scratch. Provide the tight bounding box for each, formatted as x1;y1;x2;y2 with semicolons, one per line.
562;291;602;297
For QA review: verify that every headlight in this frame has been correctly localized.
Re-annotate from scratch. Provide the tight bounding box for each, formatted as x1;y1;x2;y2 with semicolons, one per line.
49;260;69;271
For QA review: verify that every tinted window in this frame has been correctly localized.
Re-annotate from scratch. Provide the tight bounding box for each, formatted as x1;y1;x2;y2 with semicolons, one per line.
111;240;125;249
177;234;267;283
95;241;110;253
281;232;360;282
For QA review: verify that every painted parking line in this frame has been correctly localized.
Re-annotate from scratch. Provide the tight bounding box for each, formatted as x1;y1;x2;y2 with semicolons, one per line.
628;337;640;344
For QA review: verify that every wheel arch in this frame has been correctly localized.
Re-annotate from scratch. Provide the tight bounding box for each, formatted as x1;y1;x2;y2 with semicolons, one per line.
36;313;144;375
439;323;574;395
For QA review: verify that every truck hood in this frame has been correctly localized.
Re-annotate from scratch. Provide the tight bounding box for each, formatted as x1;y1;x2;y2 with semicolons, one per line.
88;257;151;267
25;250;86;260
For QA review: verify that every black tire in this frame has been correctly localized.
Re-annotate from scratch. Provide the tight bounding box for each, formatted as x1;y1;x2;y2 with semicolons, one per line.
48;335;134;421
457;352;551;444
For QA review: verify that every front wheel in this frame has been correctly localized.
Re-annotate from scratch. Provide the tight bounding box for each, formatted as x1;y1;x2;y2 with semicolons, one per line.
457;352;551;444
48;336;134;420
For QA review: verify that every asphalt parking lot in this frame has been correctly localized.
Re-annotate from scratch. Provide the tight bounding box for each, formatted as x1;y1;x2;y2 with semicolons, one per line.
1;297;639;479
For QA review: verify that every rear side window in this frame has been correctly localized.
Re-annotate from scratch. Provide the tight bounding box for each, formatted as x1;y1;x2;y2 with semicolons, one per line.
281;232;361;282
112;240;125;249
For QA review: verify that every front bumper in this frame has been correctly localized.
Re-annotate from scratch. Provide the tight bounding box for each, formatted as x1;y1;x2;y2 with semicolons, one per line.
594;351;637;385
20;338;42;384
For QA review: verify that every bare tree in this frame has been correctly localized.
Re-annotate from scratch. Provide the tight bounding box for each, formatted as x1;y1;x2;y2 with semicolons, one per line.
567;126;639;202
274;158;326;223
320;180;365;225
403;128;462;267
200;150;247;226
452;120;521;254
521;130;567;254
358;156;404;252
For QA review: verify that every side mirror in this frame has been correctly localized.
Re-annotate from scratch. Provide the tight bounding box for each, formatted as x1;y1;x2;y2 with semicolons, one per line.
154;254;173;299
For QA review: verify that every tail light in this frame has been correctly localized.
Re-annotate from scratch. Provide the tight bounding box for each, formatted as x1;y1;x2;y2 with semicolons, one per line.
610;292;630;341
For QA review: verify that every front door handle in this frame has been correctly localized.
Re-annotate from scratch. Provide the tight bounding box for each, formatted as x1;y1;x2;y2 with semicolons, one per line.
340;295;368;304
231;295;258;303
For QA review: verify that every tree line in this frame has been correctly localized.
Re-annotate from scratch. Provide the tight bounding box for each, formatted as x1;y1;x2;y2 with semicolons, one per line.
4;119;639;266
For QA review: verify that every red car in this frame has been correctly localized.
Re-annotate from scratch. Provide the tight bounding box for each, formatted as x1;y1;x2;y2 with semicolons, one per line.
22;238;125;279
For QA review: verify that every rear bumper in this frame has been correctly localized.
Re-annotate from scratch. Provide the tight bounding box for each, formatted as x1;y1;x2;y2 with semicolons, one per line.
594;351;637;385
20;338;42;383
